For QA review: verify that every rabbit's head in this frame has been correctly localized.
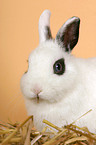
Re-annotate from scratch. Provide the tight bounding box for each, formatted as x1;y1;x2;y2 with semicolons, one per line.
20;10;80;103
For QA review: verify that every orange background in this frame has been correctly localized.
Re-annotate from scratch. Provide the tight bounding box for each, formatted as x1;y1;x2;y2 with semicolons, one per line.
0;0;96;123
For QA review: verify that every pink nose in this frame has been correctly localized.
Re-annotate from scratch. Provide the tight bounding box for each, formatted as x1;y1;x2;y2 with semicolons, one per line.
33;87;41;95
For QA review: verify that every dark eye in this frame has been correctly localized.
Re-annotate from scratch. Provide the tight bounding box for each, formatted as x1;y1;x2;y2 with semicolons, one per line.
53;58;65;75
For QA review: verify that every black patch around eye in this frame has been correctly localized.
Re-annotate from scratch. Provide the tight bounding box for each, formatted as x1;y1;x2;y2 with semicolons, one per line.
53;58;65;75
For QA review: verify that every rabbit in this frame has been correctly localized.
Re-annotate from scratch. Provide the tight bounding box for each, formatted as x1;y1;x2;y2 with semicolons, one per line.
20;10;96;133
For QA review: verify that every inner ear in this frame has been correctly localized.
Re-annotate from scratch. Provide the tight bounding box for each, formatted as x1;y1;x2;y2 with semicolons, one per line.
62;21;80;52
56;17;80;52
45;26;52;40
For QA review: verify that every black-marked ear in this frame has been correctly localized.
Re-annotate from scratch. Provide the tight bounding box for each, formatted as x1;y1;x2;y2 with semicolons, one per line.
39;10;52;43
55;17;80;52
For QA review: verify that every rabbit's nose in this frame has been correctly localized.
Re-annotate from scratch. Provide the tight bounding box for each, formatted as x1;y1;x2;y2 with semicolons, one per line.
34;88;41;95
33;87;42;103
33;86;42;95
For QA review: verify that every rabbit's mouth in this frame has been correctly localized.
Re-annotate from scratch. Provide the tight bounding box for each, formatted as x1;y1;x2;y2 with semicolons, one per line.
33;94;43;103
32;94;47;104
36;94;39;103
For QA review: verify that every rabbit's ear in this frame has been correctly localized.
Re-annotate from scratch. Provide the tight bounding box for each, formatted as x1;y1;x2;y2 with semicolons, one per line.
55;17;80;52
39;10;52;43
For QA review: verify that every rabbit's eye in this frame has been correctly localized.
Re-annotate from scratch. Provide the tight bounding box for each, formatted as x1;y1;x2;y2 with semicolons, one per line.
53;58;65;75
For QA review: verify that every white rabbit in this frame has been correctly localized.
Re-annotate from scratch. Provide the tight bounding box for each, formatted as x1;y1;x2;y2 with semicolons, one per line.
20;10;96;132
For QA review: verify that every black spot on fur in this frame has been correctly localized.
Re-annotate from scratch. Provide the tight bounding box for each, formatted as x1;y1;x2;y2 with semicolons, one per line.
24;71;28;74
24;60;29;74
45;26;52;40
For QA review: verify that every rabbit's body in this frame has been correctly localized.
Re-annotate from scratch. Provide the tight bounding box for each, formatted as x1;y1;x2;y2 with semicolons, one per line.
21;10;96;132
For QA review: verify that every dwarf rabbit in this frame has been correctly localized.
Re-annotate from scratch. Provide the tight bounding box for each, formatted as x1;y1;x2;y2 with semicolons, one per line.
20;10;96;132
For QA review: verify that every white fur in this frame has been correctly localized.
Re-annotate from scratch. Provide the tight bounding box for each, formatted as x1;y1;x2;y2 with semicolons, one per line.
39;10;51;43
20;11;96;132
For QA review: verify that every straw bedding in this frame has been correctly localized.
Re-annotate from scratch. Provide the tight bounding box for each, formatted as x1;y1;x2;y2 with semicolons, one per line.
0;112;96;145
